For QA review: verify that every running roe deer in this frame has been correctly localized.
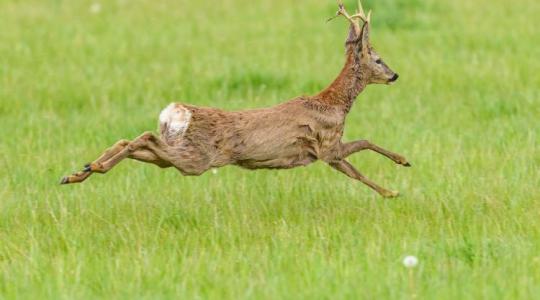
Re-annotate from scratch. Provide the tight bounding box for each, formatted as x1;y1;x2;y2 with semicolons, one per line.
60;2;410;197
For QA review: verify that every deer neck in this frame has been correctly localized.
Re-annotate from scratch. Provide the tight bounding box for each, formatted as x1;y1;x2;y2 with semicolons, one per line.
314;51;367;112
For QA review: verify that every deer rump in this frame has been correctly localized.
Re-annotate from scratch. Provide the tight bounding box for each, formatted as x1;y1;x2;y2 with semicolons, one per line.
158;101;341;170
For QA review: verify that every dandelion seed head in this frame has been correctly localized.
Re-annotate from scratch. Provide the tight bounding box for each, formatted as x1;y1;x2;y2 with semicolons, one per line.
403;255;418;268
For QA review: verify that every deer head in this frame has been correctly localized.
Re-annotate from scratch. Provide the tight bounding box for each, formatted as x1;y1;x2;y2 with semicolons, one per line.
329;1;399;85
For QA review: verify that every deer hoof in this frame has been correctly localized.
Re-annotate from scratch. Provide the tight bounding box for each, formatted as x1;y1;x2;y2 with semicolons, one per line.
381;190;399;198
60;176;70;184
395;156;410;167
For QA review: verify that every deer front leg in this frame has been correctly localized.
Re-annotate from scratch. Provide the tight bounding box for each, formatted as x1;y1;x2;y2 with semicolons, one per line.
340;140;411;167
329;159;399;198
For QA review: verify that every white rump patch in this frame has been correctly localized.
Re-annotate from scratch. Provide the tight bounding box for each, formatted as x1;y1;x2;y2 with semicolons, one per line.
159;103;192;142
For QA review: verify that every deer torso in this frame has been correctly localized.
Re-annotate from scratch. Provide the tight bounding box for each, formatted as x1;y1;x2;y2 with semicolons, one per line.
159;98;347;174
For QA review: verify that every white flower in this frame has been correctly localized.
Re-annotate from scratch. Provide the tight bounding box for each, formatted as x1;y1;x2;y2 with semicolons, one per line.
211;168;218;175
90;3;101;14
403;255;418;268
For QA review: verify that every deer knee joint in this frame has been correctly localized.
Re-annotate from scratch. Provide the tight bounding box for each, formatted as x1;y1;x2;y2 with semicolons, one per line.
141;131;154;139
358;140;371;147
118;139;130;147
90;162;107;173
127;143;139;152
128;133;154;151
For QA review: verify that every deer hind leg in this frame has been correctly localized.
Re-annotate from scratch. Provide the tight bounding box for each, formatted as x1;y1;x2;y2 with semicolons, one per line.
88;132;172;173
329;159;399;198
128;148;172;168
340;140;411;167
87;139;130;168
60;139;130;184
60;132;172;184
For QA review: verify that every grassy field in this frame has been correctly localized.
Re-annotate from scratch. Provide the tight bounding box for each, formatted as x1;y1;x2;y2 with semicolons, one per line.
1;0;539;298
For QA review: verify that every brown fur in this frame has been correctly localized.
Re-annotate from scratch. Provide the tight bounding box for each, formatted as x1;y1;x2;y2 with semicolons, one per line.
61;6;410;197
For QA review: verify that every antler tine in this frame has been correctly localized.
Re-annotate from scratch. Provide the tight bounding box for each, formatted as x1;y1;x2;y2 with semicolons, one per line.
327;2;362;34
349;0;370;23
356;0;365;19
327;2;353;24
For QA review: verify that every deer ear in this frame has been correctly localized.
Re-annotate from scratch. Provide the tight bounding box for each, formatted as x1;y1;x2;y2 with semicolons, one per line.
345;24;359;44
359;22;370;54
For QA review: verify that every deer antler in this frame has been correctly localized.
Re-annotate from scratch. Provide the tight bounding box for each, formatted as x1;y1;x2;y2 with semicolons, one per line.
327;1;371;35
327;3;360;35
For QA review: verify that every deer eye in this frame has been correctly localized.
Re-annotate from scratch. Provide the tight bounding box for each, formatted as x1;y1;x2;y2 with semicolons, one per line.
375;59;382;64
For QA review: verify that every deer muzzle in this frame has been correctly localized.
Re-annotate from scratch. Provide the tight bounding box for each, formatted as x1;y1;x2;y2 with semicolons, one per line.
388;73;399;83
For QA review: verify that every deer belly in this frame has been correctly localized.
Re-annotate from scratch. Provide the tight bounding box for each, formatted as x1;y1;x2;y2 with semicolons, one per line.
235;142;317;169
159;103;192;145
236;154;315;169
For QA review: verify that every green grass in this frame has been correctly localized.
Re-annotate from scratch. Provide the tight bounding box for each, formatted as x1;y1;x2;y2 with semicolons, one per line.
1;0;539;298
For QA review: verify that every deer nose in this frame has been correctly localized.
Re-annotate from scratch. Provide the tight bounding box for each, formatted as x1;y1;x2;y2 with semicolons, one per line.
390;73;399;82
